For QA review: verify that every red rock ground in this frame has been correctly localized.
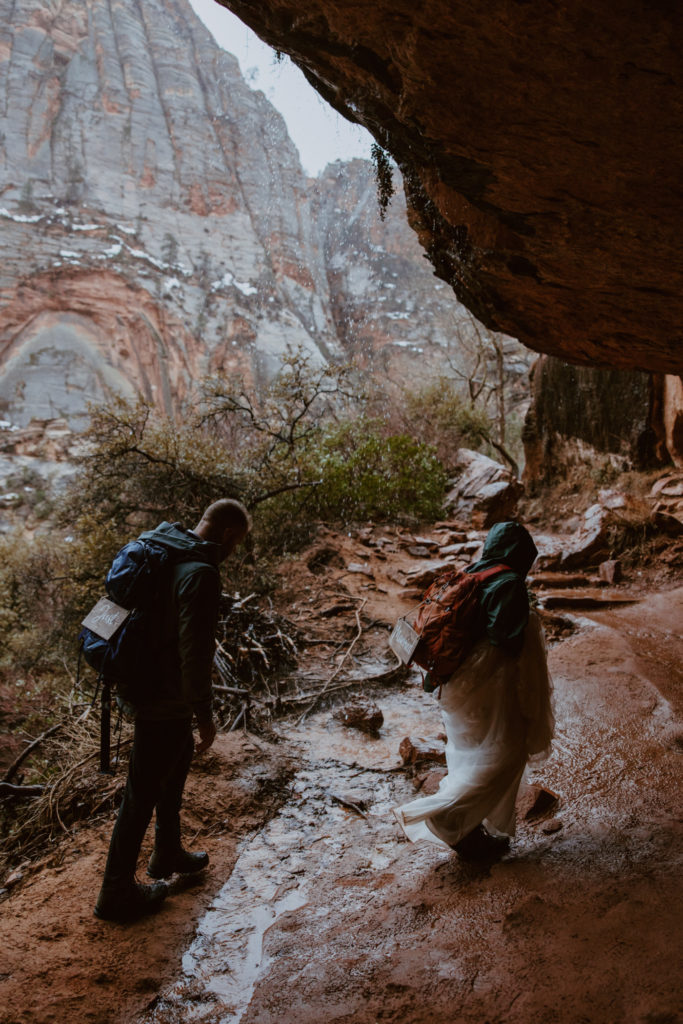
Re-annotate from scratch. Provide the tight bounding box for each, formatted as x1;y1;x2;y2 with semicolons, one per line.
0;527;681;1024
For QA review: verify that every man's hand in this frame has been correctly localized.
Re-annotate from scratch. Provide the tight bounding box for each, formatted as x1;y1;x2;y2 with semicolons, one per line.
195;717;217;754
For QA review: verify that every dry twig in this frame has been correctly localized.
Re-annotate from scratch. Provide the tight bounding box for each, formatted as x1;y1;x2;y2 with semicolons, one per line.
295;599;367;726
3;723;65;785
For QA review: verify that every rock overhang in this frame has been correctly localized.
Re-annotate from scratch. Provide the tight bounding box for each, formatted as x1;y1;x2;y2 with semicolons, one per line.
216;0;683;374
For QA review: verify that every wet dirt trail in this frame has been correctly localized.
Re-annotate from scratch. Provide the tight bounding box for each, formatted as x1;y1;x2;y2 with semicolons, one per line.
143;589;683;1024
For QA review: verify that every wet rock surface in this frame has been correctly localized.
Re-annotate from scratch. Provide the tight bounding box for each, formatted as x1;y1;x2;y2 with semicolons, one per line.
140;588;682;1024
1;525;681;1024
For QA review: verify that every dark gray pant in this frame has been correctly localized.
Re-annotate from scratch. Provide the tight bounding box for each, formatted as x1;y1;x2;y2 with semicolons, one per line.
102;717;194;887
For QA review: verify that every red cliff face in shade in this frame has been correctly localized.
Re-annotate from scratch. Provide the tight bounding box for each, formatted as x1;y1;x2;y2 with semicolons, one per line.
218;0;683;376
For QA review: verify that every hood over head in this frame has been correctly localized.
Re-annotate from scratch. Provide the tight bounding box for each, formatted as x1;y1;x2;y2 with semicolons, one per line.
474;520;538;578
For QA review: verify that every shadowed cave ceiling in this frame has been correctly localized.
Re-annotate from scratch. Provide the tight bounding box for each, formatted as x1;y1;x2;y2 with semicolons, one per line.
216;0;682;375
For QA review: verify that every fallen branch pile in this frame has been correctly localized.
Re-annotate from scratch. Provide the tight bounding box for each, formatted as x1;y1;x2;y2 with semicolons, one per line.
211;593;300;730
0;699;129;877
211;593;407;731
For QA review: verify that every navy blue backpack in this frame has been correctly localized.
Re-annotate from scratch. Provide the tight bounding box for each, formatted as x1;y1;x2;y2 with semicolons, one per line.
79;538;173;702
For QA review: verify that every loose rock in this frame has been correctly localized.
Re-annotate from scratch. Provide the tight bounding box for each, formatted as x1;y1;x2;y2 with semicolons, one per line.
334;696;384;735
412;536;440;551
439;540;481;557
407;545;433;558
415;769;447;794
517;784;560;820
541;818;564;834
652;511;683;536
399;736;447;765
346;562;374;578
599;559;622;583
402;559;453;589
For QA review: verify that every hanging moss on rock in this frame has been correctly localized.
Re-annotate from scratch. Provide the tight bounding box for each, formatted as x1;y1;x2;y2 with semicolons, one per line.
371;143;395;221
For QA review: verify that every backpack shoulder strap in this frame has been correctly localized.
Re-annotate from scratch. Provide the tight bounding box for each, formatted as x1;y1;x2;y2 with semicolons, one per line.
473;563;513;582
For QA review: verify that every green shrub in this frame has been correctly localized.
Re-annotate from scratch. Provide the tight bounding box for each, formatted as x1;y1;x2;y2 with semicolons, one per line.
0;518;125;672
400;377;493;471
310;418;447;523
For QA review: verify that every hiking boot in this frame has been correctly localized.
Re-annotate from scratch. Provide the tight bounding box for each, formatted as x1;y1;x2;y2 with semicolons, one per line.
94;879;169;922
453;824;510;863
147;847;209;879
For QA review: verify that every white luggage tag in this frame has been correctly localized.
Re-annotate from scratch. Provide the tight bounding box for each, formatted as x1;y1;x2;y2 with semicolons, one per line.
389;616;420;665
81;597;131;640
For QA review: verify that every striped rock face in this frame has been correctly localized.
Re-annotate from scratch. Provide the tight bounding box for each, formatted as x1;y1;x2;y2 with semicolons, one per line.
1;0;513;429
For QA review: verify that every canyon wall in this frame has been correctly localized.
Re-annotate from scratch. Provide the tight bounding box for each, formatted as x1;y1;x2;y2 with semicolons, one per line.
0;0;529;430
522;357;675;486
217;0;683;375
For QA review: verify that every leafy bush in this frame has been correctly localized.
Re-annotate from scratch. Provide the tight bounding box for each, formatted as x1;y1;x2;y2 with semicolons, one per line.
0;350;451;677
0;519;124;672
399;377;493;471
53;353;447;566
309;418;446;523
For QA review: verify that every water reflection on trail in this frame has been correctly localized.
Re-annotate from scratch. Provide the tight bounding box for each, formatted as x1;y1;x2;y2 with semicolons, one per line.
144;684;441;1024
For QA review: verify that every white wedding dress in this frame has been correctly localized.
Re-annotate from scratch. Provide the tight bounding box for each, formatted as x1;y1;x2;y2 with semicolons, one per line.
394;611;554;850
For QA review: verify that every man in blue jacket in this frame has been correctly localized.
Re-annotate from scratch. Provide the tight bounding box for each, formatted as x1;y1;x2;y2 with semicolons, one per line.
95;498;251;922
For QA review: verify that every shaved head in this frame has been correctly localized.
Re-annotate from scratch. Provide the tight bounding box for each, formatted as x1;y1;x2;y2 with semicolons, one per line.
199;498;251;536
194;499;251;560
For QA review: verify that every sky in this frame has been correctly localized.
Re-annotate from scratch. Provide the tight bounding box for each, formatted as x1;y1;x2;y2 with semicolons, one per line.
188;0;373;176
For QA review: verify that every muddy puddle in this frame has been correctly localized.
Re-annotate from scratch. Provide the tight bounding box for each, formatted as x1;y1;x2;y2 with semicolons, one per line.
143;676;442;1024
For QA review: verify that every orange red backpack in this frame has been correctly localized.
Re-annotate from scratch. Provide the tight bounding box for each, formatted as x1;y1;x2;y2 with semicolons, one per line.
412;564;511;690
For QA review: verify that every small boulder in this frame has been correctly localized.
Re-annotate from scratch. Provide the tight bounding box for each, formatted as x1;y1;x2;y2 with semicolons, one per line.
399;736;447;765
598;559;622;584
444;449;523;527
4;868;24;889
406;545;433;558
597;488;628;510
650;473;683;499
541;818;564;835
652;511;683;536
346;562;374;578
403;559;453;589
439;540;482;557
414;768;447;794
438;530;468;545
412;535;440;551
559;504;612;569
334;696;384;735
517;784;560;821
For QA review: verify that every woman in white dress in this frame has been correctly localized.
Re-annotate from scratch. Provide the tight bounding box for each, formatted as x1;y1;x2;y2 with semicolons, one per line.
394;521;554;861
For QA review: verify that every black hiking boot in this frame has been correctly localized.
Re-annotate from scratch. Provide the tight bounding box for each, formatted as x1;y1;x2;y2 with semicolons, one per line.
147;847;209;879
94;879;169;922
453;824;510;863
